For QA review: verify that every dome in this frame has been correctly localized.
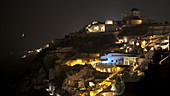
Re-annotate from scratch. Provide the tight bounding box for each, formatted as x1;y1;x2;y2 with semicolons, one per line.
133;16;141;20
131;8;139;11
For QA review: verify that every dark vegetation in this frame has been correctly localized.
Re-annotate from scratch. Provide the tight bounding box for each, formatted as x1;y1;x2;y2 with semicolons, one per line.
59;34;116;53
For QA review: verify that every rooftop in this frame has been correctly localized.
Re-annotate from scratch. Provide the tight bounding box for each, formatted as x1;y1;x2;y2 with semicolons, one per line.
131;8;140;11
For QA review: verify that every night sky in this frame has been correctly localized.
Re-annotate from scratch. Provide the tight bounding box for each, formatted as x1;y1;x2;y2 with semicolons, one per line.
1;0;170;56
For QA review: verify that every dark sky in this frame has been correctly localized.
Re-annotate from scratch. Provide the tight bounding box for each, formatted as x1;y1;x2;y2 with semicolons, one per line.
1;0;170;55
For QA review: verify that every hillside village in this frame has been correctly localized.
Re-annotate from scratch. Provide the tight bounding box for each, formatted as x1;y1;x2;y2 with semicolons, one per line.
8;8;170;96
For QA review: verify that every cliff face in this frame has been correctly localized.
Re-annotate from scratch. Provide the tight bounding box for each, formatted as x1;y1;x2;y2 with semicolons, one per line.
119;25;148;36
6;49;52;96
60;65;110;96
5;33;119;96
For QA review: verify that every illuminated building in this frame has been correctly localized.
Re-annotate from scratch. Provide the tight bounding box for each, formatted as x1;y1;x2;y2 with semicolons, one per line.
105;20;113;24
115;37;124;44
123;8;143;25
100;53;138;65
86;20;119;33
141;40;147;48
65;53;101;67
124;37;128;43
93;53;141;73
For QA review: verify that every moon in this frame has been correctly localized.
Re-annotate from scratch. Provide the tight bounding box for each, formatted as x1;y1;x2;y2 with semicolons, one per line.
21;33;25;38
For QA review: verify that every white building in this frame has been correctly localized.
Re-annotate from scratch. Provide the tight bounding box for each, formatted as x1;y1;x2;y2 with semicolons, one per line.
100;53;138;65
86;20;118;33
95;53;148;73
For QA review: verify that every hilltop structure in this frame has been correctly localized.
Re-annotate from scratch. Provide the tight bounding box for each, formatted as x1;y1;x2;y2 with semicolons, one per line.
84;8;169;34
85;8;145;33
123;8;143;25
85;20;122;33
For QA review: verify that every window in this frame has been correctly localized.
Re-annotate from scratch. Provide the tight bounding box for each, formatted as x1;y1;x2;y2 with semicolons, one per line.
111;60;114;62
108;68;111;72
125;61;128;65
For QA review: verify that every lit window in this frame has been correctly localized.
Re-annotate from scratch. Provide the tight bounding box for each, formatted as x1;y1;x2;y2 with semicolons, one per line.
89;82;95;87
136;42;139;46
132;41;134;44
110;83;116;91
94;26;99;31
101;26;105;31
108;68;111;72
125;61;128;65
124;37;127;43
138;20;142;24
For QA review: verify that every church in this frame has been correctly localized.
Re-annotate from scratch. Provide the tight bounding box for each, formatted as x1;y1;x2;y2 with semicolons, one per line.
123;8;143;25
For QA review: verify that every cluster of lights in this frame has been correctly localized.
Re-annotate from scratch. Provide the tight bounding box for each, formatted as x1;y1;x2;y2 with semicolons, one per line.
82;67;123;96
